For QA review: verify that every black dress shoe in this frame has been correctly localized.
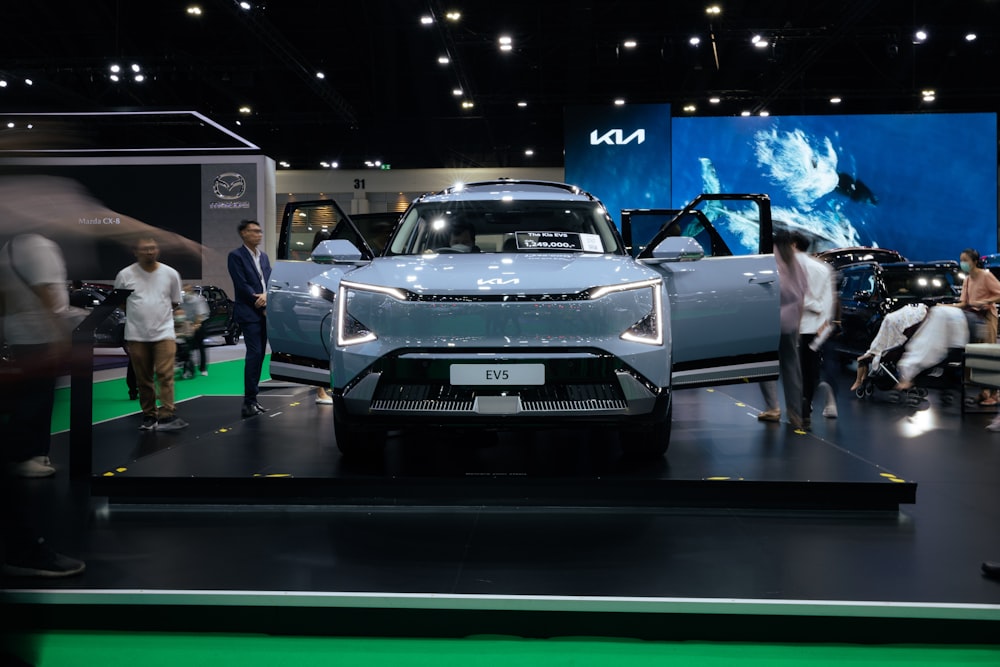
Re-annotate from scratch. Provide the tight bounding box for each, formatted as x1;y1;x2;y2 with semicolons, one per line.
241;403;262;418
983;561;1000;580
249;401;268;413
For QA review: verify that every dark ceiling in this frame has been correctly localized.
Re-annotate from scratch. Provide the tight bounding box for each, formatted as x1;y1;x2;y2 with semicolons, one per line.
2;0;998;169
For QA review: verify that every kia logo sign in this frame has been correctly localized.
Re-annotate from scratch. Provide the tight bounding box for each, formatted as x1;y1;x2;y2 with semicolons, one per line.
213;172;247;200
589;129;646;146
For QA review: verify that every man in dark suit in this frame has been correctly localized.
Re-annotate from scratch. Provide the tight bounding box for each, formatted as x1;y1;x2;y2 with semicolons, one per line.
227;219;272;418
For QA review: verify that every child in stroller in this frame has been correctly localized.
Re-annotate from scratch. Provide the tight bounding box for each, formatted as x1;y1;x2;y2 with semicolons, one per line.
854;304;976;405
173;305;195;380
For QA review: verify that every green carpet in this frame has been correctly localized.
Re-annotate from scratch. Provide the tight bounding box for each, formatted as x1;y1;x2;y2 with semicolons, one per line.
53;357;271;432
7;633;999;667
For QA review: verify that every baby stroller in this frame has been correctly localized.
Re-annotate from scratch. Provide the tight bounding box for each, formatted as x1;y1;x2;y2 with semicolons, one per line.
856;306;978;407
173;307;195;380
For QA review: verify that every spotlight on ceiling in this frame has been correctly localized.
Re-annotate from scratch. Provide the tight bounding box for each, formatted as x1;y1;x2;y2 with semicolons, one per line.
965;33;977;42
689;36;701;46
830;96;842;104
24;79;32;86
517;101;528;107
921;89;936;102
913;29;928;43
109;74;120;82
315;71;325;79
613;98;626;106
499;35;513;52
320;161;330;168
186;5;202;16
420;15;433;25
708;96;721;104
133;74;145;83
239;1;251;9
445;11;461;21
752;35;769;48
759;110;769;117
130;63;141;73
239;106;251;114
438;55;450;65
524;148;534;156
279;161;290;168
683;104;696;113
740;110;751;116
109;64;121;73
452;88;463;96
0;80;7;88
461;100;475;109
623;39;637;49
705;5;721;16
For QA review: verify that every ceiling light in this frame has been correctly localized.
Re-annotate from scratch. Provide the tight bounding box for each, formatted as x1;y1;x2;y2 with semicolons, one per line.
235;120;241;126
6;122;14;129
130;63;141;73
830;96;842;104
517;101;528;107
0;80;7;87
759;110;769;117
914;29;927;43
461;100;475;109
279;161;290;168
689;36;701;46
316;71;325;79
922;89;936;102
239;1;251;9
420;15;433;25
524;149;534;156
330;162;339;169
109;74;119;82
613;98;626;106
438;55;450;65
109;64;121;73
452;88;463;96
683;104;696;112
740;110;751;116
24;79;32;86
705;5;721;15
500;44;512;52
708;96;720;104
133;74;145;82
445;11;461;21
752;36;769;48
623;40;637;49
965;33;977;42
186;5;202;15
499;35;512;45
320;161;330;168
239;106;251;114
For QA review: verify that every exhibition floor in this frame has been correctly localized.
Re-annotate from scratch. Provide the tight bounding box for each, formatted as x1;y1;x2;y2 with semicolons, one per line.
3;348;1000;648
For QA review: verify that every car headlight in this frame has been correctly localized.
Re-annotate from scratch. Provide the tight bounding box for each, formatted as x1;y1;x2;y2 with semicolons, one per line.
588;278;663;346
336;281;408;347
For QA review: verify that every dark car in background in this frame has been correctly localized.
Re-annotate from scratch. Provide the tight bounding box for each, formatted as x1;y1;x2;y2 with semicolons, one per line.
815;246;907;270
832;260;963;358
185;284;241;344
70;282;241;347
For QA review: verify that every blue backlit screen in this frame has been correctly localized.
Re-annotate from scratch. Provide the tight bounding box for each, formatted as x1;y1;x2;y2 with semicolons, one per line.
670;113;998;262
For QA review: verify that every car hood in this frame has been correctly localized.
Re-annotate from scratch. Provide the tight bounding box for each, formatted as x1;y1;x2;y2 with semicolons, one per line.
344;252;660;295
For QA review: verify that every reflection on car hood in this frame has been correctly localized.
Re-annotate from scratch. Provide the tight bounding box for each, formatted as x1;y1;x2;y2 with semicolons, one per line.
348;253;660;295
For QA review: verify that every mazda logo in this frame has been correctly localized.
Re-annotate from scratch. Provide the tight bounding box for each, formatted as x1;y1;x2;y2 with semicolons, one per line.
213;172;247;200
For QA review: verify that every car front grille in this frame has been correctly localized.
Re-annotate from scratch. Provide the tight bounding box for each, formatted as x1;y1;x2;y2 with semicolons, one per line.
369;382;627;414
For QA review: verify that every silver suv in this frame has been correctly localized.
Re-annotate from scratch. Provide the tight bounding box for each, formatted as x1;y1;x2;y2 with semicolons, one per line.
267;181;780;457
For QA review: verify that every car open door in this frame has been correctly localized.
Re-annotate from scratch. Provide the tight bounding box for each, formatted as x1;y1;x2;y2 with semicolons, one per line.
268;199;374;387
624;194;780;389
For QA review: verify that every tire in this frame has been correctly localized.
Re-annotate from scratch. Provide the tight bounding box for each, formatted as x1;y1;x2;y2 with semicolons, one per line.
621;401;672;458
224;322;241;345
333;401;386;458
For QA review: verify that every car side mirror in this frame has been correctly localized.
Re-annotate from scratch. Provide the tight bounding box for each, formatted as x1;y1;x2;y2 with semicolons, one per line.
642;236;706;264
310;239;366;265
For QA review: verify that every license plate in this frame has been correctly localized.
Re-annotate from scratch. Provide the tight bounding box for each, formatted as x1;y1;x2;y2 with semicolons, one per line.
450;363;545;386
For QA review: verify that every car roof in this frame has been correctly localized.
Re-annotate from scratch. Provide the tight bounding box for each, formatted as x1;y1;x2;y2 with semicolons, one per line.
416;180;598;204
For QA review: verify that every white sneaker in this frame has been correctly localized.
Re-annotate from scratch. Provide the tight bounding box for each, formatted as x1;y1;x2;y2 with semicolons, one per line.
823;404;838;418
12;456;55;478
986;416;1000;432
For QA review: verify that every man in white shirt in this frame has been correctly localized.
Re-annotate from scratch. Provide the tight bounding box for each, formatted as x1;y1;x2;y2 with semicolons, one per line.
792;232;838;428
114;236;188;431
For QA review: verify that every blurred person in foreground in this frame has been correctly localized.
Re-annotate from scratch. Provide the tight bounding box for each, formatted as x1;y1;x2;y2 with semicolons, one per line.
0;231;85;576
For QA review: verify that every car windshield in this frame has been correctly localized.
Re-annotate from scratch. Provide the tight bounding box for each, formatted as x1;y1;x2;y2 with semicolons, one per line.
386;199;624;256
883;268;960;300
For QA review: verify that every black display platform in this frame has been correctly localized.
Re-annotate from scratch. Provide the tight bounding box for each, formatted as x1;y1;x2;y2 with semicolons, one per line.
80;384;916;510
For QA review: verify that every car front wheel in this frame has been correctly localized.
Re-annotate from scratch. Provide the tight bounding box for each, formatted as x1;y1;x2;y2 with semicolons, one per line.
620;401;672;458
333;401;387;458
